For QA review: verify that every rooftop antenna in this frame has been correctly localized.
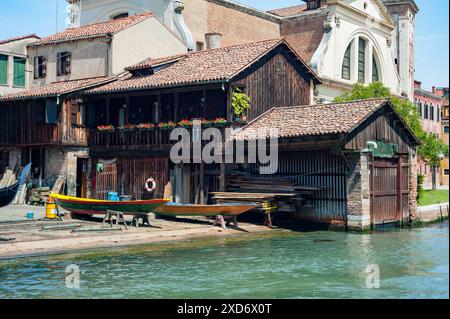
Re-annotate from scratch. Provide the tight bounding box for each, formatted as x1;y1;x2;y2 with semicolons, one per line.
56;0;59;33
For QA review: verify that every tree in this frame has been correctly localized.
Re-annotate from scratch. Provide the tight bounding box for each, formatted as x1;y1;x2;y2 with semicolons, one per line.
334;82;449;190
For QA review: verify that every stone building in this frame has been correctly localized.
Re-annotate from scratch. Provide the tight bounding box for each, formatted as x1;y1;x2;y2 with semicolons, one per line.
436;87;449;186
64;0;419;102
413;81;444;187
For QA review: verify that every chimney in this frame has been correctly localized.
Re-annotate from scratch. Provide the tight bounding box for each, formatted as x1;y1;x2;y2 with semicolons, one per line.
205;33;222;49
432;86;436;94
305;0;323;10
414;80;422;89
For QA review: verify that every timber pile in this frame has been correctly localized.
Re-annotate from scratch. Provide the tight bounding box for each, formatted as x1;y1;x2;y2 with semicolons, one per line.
28;187;51;206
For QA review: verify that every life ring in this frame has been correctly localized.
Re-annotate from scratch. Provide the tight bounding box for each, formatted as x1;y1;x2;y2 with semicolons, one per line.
145;178;157;193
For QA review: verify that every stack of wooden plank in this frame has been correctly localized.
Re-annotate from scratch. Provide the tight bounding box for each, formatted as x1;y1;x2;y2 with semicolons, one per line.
0;169;16;189
28;187;51;205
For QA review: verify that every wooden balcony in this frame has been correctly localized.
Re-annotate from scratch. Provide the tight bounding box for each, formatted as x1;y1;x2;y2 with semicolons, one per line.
0;124;59;146
89;129;174;151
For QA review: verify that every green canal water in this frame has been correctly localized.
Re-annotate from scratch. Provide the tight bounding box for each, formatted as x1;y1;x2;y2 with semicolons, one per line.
0;222;448;299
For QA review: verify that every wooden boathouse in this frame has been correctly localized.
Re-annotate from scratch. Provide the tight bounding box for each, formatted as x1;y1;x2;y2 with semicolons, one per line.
82;38;321;203
233;99;420;230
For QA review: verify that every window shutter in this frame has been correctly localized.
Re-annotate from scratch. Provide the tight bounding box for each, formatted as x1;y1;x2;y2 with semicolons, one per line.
57;53;62;76
71;101;79;125
13;57;26;87
0;54;7;85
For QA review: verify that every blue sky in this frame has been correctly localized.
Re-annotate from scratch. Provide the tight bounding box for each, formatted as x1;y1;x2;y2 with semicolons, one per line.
0;0;447;90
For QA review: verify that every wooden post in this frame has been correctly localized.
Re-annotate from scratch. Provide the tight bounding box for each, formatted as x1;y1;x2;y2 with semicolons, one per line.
174;93;179;122
199;162;205;204
397;156;403;226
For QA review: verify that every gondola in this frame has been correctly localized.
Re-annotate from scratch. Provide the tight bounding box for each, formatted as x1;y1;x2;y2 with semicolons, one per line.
0;164;32;208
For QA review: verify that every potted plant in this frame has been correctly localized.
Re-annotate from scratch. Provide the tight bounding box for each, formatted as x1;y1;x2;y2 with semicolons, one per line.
97;125;115;132
136;123;155;131
212;118;227;127
202;119;213;128
231;87;251;122
178;119;193;128
158;121;177;130
118;124;136;132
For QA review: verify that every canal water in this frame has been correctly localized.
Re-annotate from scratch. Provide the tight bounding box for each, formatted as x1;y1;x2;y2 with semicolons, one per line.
0;222;448;299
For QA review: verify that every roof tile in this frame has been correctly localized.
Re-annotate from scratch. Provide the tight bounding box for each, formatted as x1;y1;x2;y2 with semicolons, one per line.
233;99;388;140
0;77;115;102
29;13;154;46
88;39;290;94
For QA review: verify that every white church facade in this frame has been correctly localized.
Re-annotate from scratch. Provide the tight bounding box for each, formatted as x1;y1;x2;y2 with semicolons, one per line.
65;0;418;102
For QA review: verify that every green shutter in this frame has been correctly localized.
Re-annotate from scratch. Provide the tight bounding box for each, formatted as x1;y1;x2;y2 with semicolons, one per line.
13;57;26;87
0;54;7;85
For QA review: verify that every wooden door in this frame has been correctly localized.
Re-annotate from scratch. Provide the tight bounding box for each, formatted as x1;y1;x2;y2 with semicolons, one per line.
370;158;404;227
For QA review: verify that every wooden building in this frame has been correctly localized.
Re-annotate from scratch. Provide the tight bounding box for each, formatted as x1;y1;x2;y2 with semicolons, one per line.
233;99;420;230
0;77;115;195
82;38;321;202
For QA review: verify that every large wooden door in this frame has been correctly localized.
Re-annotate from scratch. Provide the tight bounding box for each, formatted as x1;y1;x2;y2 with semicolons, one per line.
370;157;408;227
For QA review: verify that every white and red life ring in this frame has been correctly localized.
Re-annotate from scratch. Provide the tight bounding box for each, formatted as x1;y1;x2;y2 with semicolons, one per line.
145;178;157;193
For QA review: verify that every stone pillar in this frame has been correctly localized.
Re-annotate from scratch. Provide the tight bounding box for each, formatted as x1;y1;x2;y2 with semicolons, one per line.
346;152;371;232
408;150;418;222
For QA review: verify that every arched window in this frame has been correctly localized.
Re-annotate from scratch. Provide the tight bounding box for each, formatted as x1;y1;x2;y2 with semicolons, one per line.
437;105;441;122
342;43;352;80
358;38;366;83
418;101;422;116
372;55;380;82
112;12;129;20
430;104;435;121
424;103;429;119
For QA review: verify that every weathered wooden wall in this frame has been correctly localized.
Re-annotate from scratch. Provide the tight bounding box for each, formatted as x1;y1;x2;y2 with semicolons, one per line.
252;150;347;223
233;51;311;121
345;107;415;154
92;156;169;200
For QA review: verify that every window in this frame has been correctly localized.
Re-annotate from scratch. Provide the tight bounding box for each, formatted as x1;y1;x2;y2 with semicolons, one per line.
444;169;449;176
358;38;366;83
57;52;71;76
13;57;26;87
418;102;422;116
342;43;352;80
437;106;440;122
424;103;429;119
34;56;47;79
0;54;7;85
430;104;435;121
70;100;85;126
444;126;449;134
372;55;379;82
112;12;129;20
45;99;59;124
306;0;321;10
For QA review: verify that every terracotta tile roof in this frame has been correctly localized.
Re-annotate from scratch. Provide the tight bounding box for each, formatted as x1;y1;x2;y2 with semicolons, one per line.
233;99;389;140
0;34;40;45
88;38;319;94
0;77;115;102
268;5;308;17
28;12;154;46
125;53;187;71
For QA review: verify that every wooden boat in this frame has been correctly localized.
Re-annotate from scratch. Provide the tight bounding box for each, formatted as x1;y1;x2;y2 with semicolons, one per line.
53;194;170;215
0;164;31;208
154;202;258;217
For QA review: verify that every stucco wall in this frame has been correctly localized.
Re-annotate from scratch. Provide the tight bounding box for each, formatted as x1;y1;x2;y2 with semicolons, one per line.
27;39;109;87
111;16;188;74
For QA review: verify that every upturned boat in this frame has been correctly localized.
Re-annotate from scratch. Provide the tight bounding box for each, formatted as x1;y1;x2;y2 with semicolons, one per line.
154;202;258;217
0;164;31;208
52;194;170;215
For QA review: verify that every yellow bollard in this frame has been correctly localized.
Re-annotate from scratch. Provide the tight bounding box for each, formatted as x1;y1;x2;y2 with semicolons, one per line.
45;195;58;219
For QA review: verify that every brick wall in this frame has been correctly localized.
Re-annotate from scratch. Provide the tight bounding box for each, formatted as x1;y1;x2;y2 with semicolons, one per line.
183;0;280;49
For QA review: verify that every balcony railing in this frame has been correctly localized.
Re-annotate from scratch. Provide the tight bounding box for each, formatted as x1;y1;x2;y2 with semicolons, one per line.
89;128;173;150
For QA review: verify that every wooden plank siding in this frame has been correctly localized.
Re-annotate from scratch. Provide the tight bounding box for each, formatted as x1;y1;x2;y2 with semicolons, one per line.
232;51;311;121
344;106;414;154
0;98;88;147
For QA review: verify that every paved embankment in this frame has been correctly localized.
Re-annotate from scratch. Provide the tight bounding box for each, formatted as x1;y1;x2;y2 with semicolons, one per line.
0;205;273;259
417;203;449;224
